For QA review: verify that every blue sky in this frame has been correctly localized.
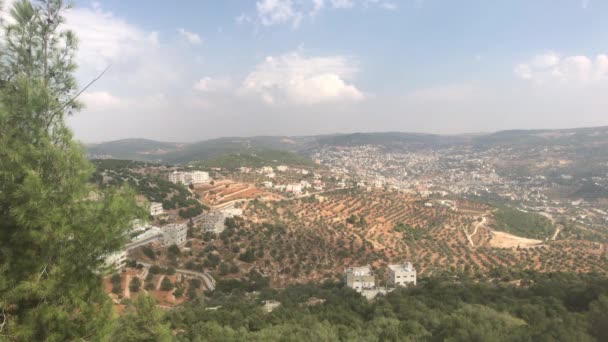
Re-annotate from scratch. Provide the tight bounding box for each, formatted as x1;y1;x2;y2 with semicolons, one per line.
7;0;606;141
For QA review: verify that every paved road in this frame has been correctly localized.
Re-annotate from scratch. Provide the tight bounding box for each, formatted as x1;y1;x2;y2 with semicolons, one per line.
136;261;216;291
125;234;162;251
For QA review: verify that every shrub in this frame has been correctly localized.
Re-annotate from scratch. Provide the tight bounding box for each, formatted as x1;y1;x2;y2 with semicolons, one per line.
160;277;174;291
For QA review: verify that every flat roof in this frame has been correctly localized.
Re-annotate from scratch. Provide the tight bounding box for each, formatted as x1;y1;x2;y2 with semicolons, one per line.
388;262;416;272
345;265;373;276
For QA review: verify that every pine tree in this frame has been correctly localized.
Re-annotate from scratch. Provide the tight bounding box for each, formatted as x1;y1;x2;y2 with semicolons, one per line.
0;1;143;340
111;296;173;342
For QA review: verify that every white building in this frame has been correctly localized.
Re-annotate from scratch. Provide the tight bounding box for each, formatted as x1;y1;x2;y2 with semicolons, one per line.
200;212;226;233
286;184;303;195
169;171;186;184
263;300;282;313
169;171;210;185
262;181;273;188
150;202;164;216
190;171;210;184
388;262;417;287
161;223;188;246
260;166;274;174
344;265;375;292
103;250;127;270
201;207;243;234
276;165;288;172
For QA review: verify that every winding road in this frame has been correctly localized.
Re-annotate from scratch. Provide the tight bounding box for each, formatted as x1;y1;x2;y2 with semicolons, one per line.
465;216;487;248
136;261;216;291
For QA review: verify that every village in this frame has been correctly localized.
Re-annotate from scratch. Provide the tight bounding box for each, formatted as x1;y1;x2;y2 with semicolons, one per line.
100;159;607;309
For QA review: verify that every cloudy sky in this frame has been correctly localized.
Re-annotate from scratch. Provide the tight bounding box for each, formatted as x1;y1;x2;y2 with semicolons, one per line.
4;0;608;142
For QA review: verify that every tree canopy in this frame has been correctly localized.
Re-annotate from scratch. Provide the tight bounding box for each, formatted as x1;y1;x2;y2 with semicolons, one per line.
0;1;141;340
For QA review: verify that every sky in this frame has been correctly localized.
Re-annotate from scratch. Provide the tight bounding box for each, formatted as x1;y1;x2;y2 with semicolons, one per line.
4;0;608;142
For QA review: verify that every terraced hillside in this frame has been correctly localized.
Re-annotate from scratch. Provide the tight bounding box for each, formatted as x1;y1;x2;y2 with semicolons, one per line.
137;188;608;288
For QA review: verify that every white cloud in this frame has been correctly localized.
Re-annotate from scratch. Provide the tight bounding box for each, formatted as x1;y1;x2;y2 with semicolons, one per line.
256;0;302;28
242;52;364;105
62;3;198;97
64;6;159;72
330;0;354;9
193;77;232;92
236;13;253;24
363;0;398;10
515;52;608;84
251;0;395;28
80;91;122;109
177;28;202;44
311;0;325;15
380;2;398;10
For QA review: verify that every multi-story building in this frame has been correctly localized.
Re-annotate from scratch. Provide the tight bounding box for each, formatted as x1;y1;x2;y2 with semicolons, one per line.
169;171;210;185
161;223;188;246
286;184;303;195
388;262;417;287
200;212;226;233
200;207;243;234
150;202;164;216
169;171;186;184
103;250;127;270
258;166;274;174
190;171;210;184
344;265;375;292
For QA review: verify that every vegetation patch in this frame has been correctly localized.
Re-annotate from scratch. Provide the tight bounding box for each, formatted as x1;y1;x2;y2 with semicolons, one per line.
493;207;554;239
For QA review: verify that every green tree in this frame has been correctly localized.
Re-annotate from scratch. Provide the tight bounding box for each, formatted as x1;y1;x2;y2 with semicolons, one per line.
589;295;608;340
111;296;173;342
168;244;181;257
160;277;174;291
129;276;141;293
0;1;142;340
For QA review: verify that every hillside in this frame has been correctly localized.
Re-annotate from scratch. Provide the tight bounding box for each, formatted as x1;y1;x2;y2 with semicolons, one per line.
91;159;204;219
192;150;316;169
86;126;608;165
570;182;608;200
168;271;608;341
87;139;184;161
131;187;607;291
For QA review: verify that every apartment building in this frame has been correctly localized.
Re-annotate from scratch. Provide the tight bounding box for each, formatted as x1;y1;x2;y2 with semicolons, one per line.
344;265;375;292
388;262;417;287
161;223;188;246
150;202;164;216
168;171;210;185
201;207;243;234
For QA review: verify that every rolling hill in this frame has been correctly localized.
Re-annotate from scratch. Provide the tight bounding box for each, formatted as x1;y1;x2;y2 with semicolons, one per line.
86;126;608;165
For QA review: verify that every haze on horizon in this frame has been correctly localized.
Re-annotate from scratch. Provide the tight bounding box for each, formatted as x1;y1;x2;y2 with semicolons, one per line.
5;0;606;142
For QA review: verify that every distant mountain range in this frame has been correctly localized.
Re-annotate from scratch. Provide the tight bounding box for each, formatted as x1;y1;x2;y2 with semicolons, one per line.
85;125;608;164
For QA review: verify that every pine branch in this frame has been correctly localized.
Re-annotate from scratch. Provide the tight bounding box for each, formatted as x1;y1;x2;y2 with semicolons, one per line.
46;64;111;131
51;64;112;118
